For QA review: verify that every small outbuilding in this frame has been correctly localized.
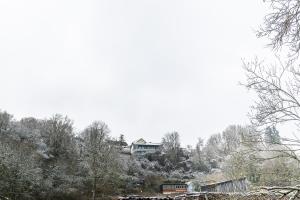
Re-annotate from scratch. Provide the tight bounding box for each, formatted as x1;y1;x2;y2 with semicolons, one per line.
200;177;248;193
160;183;188;194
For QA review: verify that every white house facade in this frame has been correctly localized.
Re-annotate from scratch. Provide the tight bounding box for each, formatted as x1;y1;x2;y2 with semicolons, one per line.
130;138;161;155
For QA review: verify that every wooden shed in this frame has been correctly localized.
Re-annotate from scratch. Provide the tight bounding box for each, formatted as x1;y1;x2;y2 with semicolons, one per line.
160;183;188;194
200;177;248;193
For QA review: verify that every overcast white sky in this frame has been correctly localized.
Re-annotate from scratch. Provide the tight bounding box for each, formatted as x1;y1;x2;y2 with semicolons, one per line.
0;1;273;146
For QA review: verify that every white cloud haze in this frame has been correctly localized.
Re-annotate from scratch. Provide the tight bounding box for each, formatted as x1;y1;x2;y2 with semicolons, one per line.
0;0;272;146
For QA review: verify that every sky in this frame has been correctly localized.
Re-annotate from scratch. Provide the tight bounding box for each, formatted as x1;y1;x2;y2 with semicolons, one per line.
0;0;273;146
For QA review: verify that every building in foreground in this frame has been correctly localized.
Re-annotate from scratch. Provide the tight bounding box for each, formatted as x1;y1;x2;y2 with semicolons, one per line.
160;183;188;194
130;138;161;155
200;177;248;193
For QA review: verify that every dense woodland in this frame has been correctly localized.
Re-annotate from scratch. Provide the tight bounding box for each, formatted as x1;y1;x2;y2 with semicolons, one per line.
1;109;300;200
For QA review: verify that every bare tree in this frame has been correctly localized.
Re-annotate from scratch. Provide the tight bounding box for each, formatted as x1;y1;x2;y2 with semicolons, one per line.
222;125;245;154
0;110;12;134
0;112;44;199
258;0;300;56
195;137;204;159
42;114;74;157
162;132;181;165
244;58;300;156
244;58;300;128
203;133;223;167
191;137;210;172
243;58;300;198
82;121;119;200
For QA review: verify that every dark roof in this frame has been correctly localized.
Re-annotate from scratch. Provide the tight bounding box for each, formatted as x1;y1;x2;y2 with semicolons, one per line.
201;177;247;187
161;183;187;186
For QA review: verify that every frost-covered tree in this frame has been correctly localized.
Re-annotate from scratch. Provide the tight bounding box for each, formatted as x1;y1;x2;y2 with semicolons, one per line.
37;114;82;198
82;121;120;200
222;125;246;154
0;112;43;199
258;0;300;55
202;133;223;168
162;132;181;165
41;114;75;157
244;1;300;196
223;148;261;184
191;138;209;172
0;110;12;133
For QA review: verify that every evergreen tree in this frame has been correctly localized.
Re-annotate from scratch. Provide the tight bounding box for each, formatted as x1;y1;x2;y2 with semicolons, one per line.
264;126;281;145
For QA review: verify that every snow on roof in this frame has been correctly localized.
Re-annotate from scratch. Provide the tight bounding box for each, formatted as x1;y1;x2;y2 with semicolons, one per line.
132;138;161;146
133;143;161;146
133;138;146;144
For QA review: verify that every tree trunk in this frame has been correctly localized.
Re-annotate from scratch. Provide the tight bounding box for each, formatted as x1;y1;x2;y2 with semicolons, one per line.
92;176;96;200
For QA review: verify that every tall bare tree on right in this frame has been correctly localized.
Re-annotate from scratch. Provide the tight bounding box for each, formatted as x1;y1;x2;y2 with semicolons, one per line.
244;0;300;198
258;0;300;56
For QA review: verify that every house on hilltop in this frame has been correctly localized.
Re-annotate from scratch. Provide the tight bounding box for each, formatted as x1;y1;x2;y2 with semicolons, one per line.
130;138;161;156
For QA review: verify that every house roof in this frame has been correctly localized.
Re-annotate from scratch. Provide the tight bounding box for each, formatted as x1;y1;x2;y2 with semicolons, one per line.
134;138;146;144
131;138;161;146
201;177;247;187
134;143;161;146
161;183;187;186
